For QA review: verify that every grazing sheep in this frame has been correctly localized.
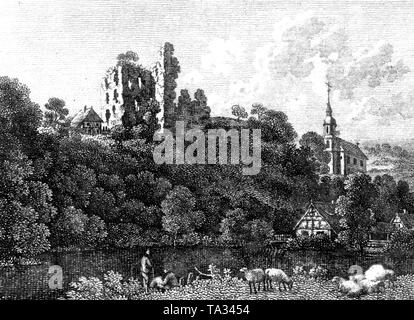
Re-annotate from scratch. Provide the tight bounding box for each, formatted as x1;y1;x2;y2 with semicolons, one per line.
349;274;365;282
239;268;266;294
265;268;293;291
365;264;396;287
332;276;363;298
359;278;385;294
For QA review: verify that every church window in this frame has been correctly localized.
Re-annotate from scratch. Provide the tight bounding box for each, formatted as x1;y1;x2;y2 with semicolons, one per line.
360;160;363;167
353;158;357;165
326;127;329;134
326;140;330;148
346;156;350;164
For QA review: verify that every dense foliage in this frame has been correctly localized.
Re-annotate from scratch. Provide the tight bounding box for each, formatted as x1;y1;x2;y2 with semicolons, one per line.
2;45;414;260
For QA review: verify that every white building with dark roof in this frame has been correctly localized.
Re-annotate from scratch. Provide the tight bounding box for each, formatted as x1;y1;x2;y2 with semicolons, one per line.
323;83;368;175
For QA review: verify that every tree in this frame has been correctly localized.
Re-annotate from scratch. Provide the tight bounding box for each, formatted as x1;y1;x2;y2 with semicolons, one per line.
51;206;107;248
372;174;399;221
247;109;297;144
396;180;414;213
231;105;248;121
299;131;331;174
190;89;211;124
336;173;377;255
0;151;53;260
116;51;140;66
163;42;180;128
0;76;43;156
384;229;414;260
161;186;204;246
219;208;248;244
245;219;274;244
177;89;192;120
44;97;69;128
250;103;267;120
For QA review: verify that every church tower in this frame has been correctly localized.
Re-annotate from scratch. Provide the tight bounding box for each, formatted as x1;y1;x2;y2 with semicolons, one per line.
323;82;336;137
323;82;340;174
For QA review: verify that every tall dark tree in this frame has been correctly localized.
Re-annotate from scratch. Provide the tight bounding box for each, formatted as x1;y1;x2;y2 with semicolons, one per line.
336;173;377;255
163;42;180;128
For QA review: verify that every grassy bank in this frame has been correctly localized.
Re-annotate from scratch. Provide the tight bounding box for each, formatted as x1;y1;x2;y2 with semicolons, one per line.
66;272;414;300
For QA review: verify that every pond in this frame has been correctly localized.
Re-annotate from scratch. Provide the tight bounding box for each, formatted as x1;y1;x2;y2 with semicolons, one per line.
1;246;412;299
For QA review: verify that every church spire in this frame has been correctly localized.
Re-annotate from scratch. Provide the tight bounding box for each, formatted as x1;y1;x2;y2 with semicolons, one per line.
323;81;337;137
326;82;332;116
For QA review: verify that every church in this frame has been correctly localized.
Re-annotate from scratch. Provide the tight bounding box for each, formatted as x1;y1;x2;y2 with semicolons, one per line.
323;83;368;175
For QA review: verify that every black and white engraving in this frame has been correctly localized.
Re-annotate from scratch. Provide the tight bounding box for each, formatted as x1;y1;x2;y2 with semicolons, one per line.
1;0;414;302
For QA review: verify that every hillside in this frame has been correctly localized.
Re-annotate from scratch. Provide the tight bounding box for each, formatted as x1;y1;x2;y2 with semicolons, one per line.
362;141;414;188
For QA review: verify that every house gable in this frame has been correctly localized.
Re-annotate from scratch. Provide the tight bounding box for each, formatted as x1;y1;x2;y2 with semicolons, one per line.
294;203;336;236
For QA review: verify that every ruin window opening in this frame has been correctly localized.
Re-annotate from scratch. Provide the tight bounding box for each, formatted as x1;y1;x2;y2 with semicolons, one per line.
114;89;119;103
114;69;119;86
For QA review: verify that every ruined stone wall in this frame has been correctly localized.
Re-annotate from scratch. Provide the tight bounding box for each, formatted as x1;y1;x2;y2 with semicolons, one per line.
152;46;165;129
100;66;123;129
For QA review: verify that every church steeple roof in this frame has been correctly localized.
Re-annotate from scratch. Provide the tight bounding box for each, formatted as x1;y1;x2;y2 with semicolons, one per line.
323;82;336;126
326;82;332;116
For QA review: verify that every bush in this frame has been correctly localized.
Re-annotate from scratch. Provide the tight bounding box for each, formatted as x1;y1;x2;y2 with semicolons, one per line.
286;234;337;251
384;229;414;259
67;271;141;300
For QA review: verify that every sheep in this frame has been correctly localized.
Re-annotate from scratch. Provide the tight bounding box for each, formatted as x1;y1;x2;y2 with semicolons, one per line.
359;278;385;294
349;274;365;283
265;268;293;291
365;264;396;288
332;276;363;298
239;268;266;294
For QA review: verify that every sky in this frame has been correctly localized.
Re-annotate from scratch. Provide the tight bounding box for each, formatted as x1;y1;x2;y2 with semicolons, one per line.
1;0;414;142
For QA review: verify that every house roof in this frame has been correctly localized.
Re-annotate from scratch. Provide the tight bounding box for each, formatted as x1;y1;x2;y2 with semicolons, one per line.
294;202;341;233
337;138;368;160
395;212;414;229
71;107;103;127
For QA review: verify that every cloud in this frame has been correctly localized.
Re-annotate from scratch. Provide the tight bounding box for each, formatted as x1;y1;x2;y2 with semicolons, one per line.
201;38;245;76
210;13;411;139
327;41;410;99
352;91;414;125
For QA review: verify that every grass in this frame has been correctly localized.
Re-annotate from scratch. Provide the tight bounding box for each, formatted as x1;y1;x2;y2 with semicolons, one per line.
136;275;414;300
